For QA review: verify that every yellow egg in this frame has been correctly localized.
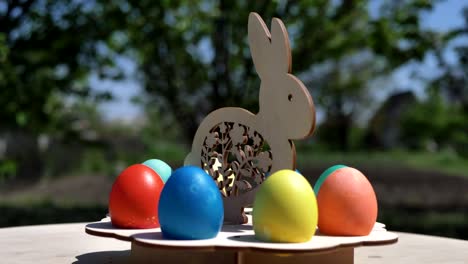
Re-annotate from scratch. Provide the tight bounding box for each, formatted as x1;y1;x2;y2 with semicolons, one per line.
252;169;318;243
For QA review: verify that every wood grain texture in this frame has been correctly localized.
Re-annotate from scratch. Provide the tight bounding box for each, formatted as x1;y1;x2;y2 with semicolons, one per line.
185;12;316;224
130;243;353;264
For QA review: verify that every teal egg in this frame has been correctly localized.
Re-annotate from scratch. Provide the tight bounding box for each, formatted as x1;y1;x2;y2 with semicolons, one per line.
314;165;347;196
142;159;172;183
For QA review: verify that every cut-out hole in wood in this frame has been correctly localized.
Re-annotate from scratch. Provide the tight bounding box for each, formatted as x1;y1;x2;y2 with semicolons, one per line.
201;122;272;197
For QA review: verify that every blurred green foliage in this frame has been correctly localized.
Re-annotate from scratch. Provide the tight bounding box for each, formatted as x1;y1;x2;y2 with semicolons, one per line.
0;0;114;133
0;33;7;62
0;201;107;227
409;7;468;157
398;5;468;157
1;0;465;157
401;94;468;156
99;0;439;149
0;1;465;173
378;208;468;240
297;150;468;178
0;159;17;182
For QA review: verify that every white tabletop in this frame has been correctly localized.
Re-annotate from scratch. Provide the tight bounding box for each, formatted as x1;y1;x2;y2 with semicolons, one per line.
1;223;467;264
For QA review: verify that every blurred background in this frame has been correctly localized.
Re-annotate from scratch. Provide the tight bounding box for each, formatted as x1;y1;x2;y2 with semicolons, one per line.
0;0;467;239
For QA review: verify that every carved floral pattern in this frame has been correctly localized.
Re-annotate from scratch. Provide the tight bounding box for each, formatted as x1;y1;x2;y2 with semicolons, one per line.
201;122;272;197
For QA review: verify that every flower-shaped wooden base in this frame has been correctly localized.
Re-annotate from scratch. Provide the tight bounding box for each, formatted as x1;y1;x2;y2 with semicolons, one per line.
86;210;398;264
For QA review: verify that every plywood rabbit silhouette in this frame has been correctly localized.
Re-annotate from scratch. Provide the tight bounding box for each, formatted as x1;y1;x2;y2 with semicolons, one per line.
185;12;316;224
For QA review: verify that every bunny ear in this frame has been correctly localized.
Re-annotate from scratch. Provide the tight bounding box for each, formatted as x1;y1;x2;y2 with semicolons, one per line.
271;18;292;73
248;12;271;78
248;13;292;78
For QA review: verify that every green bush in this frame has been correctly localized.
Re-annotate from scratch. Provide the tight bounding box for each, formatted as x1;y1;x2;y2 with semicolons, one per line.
0;159;17;182
401;96;468;157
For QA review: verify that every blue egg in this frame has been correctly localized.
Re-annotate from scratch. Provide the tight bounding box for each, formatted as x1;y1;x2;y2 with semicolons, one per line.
158;166;224;240
142;159;172;183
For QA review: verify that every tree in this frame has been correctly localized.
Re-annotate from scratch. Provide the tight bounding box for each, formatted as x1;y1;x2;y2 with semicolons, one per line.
400;91;467;154
403;6;468;156
0;0;113;133
0;0;115;180
0;0;442;151
303;52;387;150
432;7;468;111
99;0;438;150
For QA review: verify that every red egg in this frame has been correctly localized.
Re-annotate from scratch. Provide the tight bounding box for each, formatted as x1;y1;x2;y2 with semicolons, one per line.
315;166;377;236
109;164;164;229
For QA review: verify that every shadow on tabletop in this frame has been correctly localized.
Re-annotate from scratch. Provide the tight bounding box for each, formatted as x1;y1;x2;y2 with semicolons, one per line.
73;250;130;264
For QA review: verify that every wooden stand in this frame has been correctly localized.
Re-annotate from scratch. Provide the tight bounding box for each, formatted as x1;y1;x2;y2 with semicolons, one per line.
130;242;354;264
86;212;397;264
85;12;398;264
184;12;316;224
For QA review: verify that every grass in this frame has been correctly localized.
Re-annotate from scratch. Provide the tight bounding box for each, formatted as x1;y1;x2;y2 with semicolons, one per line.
378;207;468;239
296;150;468;178
0;200;108;228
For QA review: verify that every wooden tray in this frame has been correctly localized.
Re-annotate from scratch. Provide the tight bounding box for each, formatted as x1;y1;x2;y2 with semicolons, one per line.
85;210;398;264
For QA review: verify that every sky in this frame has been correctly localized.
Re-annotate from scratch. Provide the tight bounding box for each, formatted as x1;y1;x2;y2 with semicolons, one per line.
94;0;467;122
390;0;468;98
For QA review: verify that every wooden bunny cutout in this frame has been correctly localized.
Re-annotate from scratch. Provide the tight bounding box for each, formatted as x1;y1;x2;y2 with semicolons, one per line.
185;12;316;224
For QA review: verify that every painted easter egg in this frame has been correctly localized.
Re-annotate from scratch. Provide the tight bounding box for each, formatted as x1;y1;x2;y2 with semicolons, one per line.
109;164;164;229
265;169;301;178
314;165;377;236
158;166;224;240
253;169;318;243
313;164;347;196
142;159;172;183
